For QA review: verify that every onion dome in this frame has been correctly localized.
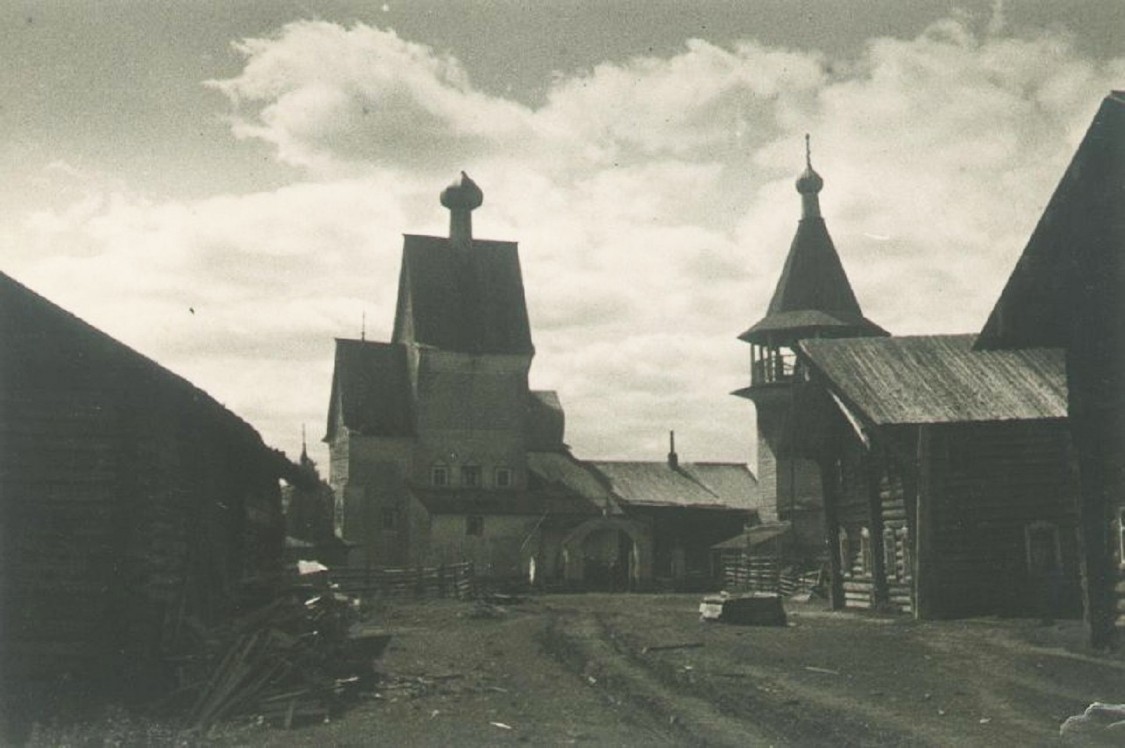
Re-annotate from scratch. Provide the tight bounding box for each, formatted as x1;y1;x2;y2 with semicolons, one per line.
440;171;484;211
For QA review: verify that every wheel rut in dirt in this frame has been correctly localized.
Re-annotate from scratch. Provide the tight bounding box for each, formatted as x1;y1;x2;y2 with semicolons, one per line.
544;608;778;747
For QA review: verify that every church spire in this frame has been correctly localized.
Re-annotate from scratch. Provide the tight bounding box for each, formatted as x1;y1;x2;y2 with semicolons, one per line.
736;137;887;351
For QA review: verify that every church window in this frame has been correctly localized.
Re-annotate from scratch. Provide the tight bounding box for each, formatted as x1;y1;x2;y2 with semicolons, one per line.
462;465;482;488
431;464;449;487
466;514;484;536
495;467;513;488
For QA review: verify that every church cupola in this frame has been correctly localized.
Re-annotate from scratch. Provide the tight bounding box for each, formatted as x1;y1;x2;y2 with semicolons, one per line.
735;137;887;395
795;134;824;219
440;171;483;250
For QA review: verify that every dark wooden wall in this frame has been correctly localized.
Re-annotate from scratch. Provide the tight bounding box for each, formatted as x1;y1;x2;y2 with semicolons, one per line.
1;277;286;731
923;421;1081;619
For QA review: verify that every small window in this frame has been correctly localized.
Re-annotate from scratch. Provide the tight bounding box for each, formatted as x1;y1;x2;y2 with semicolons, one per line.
466;514;484;536
431;464;449;487
859;527;872;576
462;465;482;488
381;507;398;531
495;467;513;488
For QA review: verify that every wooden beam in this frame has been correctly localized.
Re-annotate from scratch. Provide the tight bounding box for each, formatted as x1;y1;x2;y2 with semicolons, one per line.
913;425;937;620
866;442;889;609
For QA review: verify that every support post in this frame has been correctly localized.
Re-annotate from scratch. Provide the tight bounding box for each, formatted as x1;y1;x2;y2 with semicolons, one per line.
913;426;937;619
819;455;845;610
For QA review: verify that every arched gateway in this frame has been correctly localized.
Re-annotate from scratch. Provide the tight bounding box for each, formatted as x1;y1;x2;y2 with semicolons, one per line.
560;517;652;589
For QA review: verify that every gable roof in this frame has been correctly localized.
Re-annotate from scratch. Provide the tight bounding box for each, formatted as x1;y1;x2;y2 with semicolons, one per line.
976;91;1125;351
800;334;1067;427
392;234;533;355
325;339;413;440
0;271;293;474
742;217;886;343
588;460;760;512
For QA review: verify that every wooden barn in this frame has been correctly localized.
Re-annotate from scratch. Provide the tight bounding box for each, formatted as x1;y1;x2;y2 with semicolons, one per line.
0;272;295;733
797;334;1081;620
975;90;1125;647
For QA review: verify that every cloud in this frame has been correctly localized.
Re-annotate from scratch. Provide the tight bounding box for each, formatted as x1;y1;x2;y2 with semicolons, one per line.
8;16;1124;470
208;22;535;175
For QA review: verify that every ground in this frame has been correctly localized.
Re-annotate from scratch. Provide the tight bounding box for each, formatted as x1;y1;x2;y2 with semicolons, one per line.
30;594;1125;746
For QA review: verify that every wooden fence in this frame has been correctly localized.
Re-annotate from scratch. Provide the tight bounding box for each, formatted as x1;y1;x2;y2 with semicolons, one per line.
720;553;822;597
327;561;476;600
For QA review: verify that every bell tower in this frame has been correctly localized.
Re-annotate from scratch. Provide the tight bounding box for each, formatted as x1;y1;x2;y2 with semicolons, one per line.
735;137;887;558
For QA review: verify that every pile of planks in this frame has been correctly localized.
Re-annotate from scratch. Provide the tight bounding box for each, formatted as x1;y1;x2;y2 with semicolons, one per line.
161;581;388;733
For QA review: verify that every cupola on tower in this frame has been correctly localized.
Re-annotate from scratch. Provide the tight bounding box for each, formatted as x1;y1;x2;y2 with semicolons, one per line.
735;138;888;558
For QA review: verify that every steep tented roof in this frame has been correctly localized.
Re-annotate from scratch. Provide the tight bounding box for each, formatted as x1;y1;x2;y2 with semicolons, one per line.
977;91;1125;351
800;334;1066;426
589;461;760;512
741;164;886;344
392;234;533;355
325;339;413;440
742;218;886;343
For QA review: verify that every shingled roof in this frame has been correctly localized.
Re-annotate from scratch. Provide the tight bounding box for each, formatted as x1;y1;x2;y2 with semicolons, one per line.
741;149;887;346
800;334;1066;426
976;90;1125;351
325;339;413;440
588;461;760;512
392;234;533;355
742;217;887;343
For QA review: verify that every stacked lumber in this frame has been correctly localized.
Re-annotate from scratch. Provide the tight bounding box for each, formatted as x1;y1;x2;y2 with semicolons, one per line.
160;580;389;733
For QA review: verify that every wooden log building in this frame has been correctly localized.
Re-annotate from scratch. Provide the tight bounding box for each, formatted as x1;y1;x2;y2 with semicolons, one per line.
0;272;296;735
798;334;1081;619
975;90;1125;647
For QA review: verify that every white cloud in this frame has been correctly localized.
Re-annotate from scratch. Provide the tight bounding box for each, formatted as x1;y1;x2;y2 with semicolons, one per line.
7;17;1124;470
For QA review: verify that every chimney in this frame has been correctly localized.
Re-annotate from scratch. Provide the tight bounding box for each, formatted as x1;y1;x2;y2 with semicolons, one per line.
439;171;484;250
667;430;678;469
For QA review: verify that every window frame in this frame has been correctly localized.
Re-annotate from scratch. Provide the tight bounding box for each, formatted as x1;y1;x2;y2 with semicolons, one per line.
494;466;513;489
431;463;450;487
461;464;482;488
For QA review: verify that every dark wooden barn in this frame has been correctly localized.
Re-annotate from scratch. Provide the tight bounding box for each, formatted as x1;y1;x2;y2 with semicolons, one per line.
0;272;295;734
975;91;1125;648
797;334;1082;620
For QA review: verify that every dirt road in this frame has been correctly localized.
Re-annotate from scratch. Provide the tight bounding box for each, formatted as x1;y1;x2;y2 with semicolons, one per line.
225;593;1123;746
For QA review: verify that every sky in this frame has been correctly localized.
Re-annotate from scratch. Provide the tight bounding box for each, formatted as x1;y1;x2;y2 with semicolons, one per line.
2;1;1123;472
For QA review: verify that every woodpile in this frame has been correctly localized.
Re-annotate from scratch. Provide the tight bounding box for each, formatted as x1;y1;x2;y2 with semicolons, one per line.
158;573;390;733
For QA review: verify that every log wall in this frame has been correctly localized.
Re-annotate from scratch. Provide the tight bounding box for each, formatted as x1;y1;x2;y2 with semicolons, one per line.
1;276;288;728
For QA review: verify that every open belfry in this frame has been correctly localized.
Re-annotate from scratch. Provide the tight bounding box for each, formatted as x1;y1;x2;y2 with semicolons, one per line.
735;139;887;562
